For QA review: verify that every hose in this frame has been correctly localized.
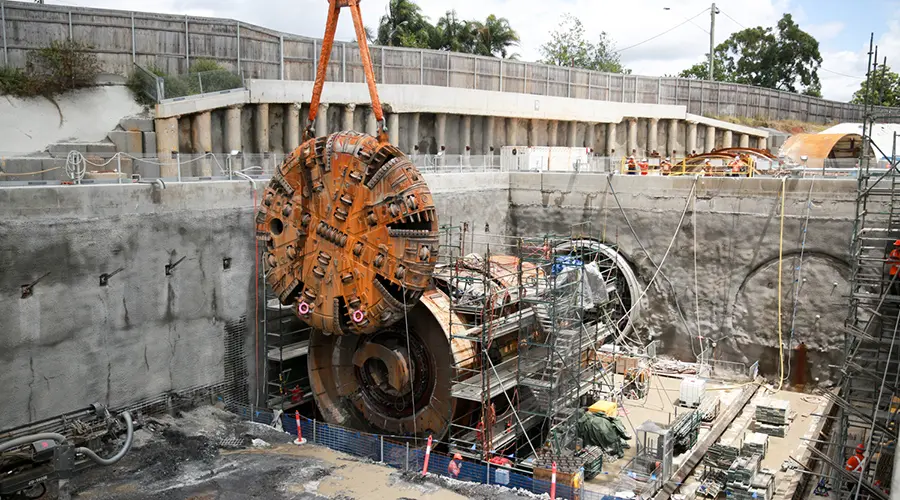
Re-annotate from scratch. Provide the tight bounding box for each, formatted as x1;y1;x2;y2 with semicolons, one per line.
0;433;68;454
777;178;786;391
74;411;133;466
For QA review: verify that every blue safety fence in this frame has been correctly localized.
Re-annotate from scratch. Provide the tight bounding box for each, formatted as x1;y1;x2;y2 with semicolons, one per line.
231;403;617;500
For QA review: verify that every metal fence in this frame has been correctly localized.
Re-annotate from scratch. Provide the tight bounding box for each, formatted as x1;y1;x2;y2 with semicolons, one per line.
232;404;592;500
0;1;893;123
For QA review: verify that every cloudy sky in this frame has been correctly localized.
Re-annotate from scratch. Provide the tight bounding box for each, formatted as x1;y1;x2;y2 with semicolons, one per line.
48;0;899;101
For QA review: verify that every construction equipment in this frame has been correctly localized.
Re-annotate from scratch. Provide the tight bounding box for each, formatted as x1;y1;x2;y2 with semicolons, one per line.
0;404;135;500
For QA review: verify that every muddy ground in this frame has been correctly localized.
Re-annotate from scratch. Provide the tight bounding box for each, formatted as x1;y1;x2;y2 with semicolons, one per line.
69;406;545;500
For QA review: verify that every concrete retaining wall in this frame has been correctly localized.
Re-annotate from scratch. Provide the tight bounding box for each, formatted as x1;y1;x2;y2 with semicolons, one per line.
0;173;508;428
0;1;884;124
509;174;858;383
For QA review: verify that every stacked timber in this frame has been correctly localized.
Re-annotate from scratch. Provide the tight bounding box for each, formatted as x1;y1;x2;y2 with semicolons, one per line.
704;443;740;469
742;432;769;459
726;455;761;491
755;399;790;437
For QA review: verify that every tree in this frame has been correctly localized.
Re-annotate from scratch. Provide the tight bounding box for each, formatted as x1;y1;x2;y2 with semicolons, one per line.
851;65;900;107
679;14;822;96
434;10;477;53
376;0;434;49
472;15;520;59
539;14;628;73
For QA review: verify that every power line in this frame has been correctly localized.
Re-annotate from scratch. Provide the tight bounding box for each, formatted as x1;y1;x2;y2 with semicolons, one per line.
719;9;747;30
618;7;711;53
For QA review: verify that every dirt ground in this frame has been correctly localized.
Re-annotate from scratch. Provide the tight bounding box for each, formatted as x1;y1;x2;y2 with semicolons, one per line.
69;406;546;500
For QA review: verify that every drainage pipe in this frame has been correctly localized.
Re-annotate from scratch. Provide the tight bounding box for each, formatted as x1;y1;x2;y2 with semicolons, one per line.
75;411;134;466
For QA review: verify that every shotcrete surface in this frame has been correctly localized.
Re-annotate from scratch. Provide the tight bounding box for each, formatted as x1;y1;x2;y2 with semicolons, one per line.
0;86;144;153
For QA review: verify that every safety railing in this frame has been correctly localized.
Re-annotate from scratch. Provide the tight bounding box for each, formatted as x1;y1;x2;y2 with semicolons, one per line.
227;404;598;500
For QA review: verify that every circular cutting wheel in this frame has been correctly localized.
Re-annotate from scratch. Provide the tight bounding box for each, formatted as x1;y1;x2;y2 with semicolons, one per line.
256;131;439;335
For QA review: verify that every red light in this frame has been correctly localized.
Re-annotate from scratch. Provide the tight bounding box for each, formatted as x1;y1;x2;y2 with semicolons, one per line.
41;442;48;448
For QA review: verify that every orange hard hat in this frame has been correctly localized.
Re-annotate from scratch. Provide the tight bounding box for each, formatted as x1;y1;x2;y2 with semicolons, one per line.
453;453;463;460
856;443;865;453
894;240;900;246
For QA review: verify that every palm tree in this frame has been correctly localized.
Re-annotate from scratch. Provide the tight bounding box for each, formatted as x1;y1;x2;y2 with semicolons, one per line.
376;0;433;48
434;10;476;53
472;15;520;58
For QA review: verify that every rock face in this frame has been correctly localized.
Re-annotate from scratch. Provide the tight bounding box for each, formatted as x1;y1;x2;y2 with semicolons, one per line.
509;173;857;385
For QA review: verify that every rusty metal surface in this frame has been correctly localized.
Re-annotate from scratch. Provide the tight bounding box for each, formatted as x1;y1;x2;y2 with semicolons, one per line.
256;131;438;336
308;288;470;438
780;133;864;167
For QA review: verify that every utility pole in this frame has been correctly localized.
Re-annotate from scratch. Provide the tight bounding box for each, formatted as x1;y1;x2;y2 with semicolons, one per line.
709;2;717;81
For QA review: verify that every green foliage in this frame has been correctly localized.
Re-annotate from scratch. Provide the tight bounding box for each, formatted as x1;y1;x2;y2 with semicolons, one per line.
0;66;37;96
539;14;628;74
679;14;822;96
0;39;102;98
376;0;519;58
851;65;900;107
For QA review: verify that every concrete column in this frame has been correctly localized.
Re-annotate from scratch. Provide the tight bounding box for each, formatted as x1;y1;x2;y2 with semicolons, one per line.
409;112;420;153
607;122;618;156
568;121;578;147
549;120;559;147
255;103;269;153
649;118;659;155
365;107;377;136
506;117;519;147
667;119;678;157
705;125;716;153
285;104;300;152
527;119;536;147
586;123;596;150
627;118;638;156
723;130;733;149
485;116;495;154
314;103;329;137
436;113;447;152
388;113;400;147
739;134;750;148
224;106;242;153
687;121;698;155
757;137;767;151
155;116;179;177
191;111;213;176
342;104;356;132
461;115;472;154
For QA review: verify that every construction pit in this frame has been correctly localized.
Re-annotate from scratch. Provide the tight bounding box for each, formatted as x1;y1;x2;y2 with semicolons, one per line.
1;1;897;499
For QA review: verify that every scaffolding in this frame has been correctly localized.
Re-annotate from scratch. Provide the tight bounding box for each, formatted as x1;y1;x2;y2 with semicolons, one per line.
441;222;626;468
262;276;314;412
820;36;899;500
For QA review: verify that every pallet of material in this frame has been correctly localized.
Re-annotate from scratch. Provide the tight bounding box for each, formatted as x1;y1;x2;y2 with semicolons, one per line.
755;399;790;426
698;394;721;422
741;432;768;459
704;443;740;468
726;455;761;490
754;421;787;438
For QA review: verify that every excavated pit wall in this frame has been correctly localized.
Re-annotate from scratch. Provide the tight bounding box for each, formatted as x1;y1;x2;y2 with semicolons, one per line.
510;173;859;384
0;173;509;429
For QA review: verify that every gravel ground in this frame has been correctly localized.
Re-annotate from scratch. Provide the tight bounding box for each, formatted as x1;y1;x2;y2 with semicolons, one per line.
68;406;547;500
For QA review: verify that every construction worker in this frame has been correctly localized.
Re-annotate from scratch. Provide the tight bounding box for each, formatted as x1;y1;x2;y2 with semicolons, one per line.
845;444;865;472
889;240;900;295
626;155;637;175
448;453;463;478
660;157;672;176
729;155;744;177
639;158;649;176
704;159;714;177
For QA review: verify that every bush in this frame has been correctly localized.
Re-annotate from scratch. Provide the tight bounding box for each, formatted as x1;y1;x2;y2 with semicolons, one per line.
0;40;102;98
189;58;224;73
0;66;38;96
26;40;102;94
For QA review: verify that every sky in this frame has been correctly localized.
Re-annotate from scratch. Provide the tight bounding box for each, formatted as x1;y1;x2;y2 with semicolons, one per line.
46;0;900;102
